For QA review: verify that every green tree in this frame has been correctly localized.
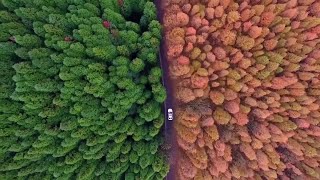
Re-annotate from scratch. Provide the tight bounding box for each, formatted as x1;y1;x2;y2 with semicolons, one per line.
130;58;145;73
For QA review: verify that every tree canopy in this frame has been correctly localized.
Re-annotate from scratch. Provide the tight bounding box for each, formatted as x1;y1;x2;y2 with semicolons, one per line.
0;0;168;179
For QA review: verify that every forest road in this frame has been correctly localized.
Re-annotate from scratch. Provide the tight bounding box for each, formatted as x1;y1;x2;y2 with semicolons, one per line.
155;0;177;179
159;39;176;180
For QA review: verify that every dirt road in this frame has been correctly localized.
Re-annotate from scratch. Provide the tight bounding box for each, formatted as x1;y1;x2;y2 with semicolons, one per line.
155;0;177;179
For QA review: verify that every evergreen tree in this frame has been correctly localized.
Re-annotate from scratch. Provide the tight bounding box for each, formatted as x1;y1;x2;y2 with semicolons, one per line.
0;0;167;179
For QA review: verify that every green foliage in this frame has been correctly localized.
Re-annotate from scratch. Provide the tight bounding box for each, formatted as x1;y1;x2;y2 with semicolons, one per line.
139;2;157;28
129;150;139;164
100;0;121;13
148;67;162;84
102;8;126;27
15;34;42;48
152;155;168;173
130;58;145;73
0;0;167;179
139;100;162;122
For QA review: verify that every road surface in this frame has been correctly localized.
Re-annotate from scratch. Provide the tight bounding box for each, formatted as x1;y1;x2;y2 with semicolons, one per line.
155;0;177;179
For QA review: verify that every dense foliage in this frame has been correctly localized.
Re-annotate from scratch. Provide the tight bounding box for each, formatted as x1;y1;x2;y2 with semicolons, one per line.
0;0;169;179
163;0;320;179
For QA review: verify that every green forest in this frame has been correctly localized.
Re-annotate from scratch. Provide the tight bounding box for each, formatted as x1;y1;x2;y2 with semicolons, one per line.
0;0;168;179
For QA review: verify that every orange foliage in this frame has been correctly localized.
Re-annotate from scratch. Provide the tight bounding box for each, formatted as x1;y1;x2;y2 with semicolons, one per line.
163;0;320;178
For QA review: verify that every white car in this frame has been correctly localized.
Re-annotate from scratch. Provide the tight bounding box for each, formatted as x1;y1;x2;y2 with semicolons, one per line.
168;109;173;121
